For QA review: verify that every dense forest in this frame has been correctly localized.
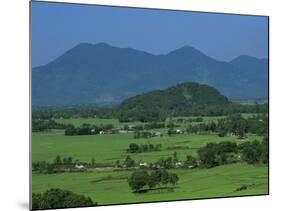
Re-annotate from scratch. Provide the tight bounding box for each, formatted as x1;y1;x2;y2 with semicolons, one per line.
117;82;268;122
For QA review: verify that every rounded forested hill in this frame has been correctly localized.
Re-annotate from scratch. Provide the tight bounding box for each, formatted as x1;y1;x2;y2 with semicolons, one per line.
117;82;230;122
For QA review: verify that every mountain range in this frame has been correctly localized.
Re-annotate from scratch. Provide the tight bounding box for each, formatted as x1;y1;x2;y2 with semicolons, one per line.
32;42;268;106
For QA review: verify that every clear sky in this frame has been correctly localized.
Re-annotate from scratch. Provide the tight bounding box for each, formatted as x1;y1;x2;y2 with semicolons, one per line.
31;1;268;67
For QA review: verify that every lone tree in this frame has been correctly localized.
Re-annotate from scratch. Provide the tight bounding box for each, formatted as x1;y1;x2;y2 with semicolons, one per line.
128;170;149;193
128;143;140;153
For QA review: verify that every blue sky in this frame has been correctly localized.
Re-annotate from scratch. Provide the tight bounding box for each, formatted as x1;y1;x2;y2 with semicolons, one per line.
31;1;268;67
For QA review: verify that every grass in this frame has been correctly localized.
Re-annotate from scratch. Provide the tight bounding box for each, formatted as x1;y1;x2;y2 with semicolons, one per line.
32;132;262;164
32;116;268;206
32;163;268;205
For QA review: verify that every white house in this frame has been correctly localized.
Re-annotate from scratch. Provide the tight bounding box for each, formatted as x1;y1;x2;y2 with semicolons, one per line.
175;161;183;168
75;164;85;169
139;162;149;167
176;129;182;134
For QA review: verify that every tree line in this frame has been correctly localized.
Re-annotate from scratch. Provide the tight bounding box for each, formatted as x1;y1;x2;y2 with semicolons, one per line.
186;114;268;138
117;101;268;122
32;119;66;132
127;143;162;153
128;169;179;193
123;138;268;170
32;101;268;124
198;137;269;168
64;123;114;136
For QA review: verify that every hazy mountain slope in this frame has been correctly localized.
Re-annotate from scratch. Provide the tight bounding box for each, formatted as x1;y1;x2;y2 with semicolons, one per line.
32;42;268;106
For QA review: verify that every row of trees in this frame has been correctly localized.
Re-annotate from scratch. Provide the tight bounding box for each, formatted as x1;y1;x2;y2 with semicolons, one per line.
32;188;97;210
128;169;179;193
64;123;114;136
129;122;166;131
122;152;197;170
32;119;66;132
175;117;203;123
198;142;239;167
32;155;77;174
33;100;268;124
127;143;162;153
216;114;268;137
32;106;116;119
185;114;268;138
198;138;269;168
133;131;158;139
155;152;180;168
33;155;123;174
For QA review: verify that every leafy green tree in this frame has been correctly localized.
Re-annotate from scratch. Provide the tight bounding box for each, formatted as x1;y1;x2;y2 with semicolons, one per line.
128;143;140;153
198;142;238;167
115;160;121;168
123;155;135;167
32;188;96;210
147;172;159;189
54;155;62;165
168;173;179;186
184;155;197;167
240;140;268;164
91;157;96;167
128;170;149;192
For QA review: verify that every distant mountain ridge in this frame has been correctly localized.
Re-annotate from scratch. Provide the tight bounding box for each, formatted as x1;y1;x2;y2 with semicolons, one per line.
32;42;268;106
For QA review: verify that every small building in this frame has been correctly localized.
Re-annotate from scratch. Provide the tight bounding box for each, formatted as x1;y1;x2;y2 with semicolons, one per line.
139;162;149;167
75;164;85;169
155;131;162;136
175;161;183;168
176;129;182;134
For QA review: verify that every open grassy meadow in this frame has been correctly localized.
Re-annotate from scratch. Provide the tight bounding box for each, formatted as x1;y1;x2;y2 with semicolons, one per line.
32;163;268;205
32;117;268;206
32;130;262;164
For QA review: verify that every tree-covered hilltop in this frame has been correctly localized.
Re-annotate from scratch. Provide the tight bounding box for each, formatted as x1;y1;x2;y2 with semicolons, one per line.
117;82;231;122
117;82;268;122
32;82;268;123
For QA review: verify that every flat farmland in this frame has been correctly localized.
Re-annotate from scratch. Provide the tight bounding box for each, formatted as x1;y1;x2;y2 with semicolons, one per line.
32;131;262;164
32;117;268;206
32;163;268;205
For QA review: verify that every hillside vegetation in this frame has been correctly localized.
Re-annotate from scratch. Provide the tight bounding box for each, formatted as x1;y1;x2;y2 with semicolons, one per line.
117;82;264;122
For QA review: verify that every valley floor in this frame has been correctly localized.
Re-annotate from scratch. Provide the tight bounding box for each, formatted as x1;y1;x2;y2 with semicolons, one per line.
32;163;268;205
32;116;268;206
